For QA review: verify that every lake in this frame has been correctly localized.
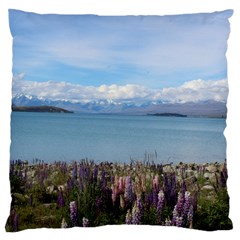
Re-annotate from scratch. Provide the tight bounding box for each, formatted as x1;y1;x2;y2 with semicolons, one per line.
10;112;226;164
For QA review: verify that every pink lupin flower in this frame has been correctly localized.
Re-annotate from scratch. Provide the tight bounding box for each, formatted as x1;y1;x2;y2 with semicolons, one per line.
118;176;125;193
114;175;119;189
111;184;117;204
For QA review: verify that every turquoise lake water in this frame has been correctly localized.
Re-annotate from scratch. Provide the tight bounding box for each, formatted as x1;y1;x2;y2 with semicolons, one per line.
10;112;226;164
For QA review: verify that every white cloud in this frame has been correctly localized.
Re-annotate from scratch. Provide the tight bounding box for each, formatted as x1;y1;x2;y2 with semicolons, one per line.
12;74;228;104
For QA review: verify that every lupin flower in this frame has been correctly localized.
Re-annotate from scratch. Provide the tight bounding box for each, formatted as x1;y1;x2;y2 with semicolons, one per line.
125;209;132;224
118;176;125;193
124;176;133;203
111;184;117;204
82;217;89;227
156;190;165;224
61;218;68;228
175;216;183;227
171;192;184;226
183;191;191;217
93;165;98;183
131;195;144;224
70;201;78;227
11;210;19;232
153;175;159;191
172;205;178;226
57;188;64;208
187;205;193;228
145;192;153;209
100;170;106;189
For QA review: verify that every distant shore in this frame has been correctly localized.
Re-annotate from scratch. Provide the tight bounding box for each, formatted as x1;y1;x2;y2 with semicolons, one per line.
12;105;74;113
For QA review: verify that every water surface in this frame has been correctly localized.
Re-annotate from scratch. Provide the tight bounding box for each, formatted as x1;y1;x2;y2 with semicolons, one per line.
10;112;226;164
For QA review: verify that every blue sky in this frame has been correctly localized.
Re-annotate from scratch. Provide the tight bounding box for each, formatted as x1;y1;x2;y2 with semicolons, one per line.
9;9;232;103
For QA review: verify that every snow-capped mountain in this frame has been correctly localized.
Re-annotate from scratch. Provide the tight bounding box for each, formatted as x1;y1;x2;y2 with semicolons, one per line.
12;94;227;117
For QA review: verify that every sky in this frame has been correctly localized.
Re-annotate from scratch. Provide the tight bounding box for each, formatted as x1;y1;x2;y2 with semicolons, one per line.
9;9;233;103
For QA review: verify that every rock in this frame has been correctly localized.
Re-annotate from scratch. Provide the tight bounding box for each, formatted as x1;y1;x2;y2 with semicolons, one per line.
58;184;65;191
185;169;195;177
205;165;217;173
203;172;215;180
163;165;173;173
201;185;215;191
46;185;55;194
194;172;199;178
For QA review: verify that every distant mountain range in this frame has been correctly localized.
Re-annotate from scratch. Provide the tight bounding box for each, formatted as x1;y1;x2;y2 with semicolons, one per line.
12;94;227;117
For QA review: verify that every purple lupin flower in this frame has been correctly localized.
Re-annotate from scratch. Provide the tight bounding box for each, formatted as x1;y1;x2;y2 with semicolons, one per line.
152;187;158;208
125;209;132;224
183;192;191;215
72;162;77;180
70;201;78;227
182;191;192;225
172;192;184;226
57;188;64;208
82;217;89;227
11;210;19;232
187;205;193;228
100;169;106;189
175;216;183;227
93;165;98;183
124;176;133;203
156;190;165;224
172;205;178;226
131;195;144;224
145;192;153;209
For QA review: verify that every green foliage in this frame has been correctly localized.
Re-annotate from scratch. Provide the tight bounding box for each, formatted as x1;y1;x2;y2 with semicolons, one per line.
193;189;232;230
196;175;206;186
10;174;26;194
